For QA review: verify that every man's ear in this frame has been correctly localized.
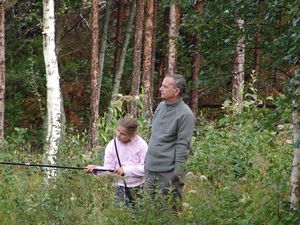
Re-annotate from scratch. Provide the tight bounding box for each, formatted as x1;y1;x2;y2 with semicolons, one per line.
175;87;180;97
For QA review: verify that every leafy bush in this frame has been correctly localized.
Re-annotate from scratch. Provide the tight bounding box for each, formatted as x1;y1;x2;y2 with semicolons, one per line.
187;97;298;224
0;95;300;224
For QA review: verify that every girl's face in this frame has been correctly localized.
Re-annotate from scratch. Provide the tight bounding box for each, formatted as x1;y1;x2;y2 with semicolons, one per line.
116;125;133;143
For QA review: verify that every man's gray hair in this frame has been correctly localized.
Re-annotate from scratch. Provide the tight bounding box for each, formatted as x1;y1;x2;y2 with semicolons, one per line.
166;73;186;96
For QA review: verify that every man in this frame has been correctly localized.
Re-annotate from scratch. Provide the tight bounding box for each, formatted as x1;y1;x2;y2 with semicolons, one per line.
144;73;195;207
85;116;148;206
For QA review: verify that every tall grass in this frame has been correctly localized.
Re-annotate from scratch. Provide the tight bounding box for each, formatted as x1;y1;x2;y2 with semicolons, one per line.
0;94;299;224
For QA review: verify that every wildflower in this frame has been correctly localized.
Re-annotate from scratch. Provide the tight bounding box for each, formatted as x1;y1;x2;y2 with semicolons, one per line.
200;175;207;181
70;193;76;201
277;124;284;130
186;171;194;178
182;202;191;209
239;194;250;204
188;190;197;194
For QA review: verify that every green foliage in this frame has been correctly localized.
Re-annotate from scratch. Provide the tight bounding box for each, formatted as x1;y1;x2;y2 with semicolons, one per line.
1;127;44;153
187;95;298;224
1;0;300;223
1;98;299;224
4;0;298;138
175;0;299;95
5;19;45;134
101;94;152;144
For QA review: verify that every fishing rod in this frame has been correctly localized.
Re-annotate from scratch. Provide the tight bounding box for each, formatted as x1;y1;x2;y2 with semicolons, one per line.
0;161;114;172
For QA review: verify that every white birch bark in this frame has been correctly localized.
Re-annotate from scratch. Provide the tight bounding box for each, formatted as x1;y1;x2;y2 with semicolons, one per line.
232;18;245;112
43;0;62;179
290;68;300;209
291;111;300;209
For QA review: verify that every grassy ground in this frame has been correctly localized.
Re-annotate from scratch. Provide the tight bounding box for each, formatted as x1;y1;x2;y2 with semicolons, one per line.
0;105;300;224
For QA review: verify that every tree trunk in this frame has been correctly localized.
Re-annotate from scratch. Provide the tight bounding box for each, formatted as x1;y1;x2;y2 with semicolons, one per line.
89;0;100;150
290;68;300;210
278;6;284;35
191;52;200;117
167;3;180;75
274;5;285;90
254;0;262;77
151;0;157;103
190;0;204;117
232;18;245;112
143;0;154;118
55;0;66;137
43;0;63;178
99;0;112;96
0;2;5;140
107;0;136;123
130;0;144;117
254;26;261;76
156;8;169;98
113;0;125;80
157;56;165;97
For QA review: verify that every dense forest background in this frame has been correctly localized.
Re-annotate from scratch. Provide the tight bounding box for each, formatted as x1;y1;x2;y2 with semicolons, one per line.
4;0;297;136
0;0;299;224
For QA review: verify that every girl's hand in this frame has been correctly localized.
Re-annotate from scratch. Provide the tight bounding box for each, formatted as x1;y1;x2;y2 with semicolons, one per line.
115;167;124;176
84;165;97;173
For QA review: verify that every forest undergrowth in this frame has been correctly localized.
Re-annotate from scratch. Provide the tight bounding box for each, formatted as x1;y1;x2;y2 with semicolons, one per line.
0;94;300;225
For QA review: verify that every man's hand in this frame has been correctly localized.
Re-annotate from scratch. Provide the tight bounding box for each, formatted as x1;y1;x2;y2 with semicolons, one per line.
115;167;124;176
175;163;187;178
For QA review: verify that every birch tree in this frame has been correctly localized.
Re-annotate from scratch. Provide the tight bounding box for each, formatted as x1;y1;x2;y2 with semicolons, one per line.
43;0;63;178
290;68;300;210
232;17;245;112
0;1;5;140
142;0;154;117
167;3;180;75
89;0;100;149
289;1;300;210
130;0;144;117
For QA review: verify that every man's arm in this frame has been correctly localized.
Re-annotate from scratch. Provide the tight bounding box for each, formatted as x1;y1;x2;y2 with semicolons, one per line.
174;112;195;177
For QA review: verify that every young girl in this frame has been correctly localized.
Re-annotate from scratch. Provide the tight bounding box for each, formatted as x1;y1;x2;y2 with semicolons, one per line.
85;116;148;206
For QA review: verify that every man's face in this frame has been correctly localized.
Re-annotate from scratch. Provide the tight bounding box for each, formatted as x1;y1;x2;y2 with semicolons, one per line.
159;77;180;103
116;125;132;143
